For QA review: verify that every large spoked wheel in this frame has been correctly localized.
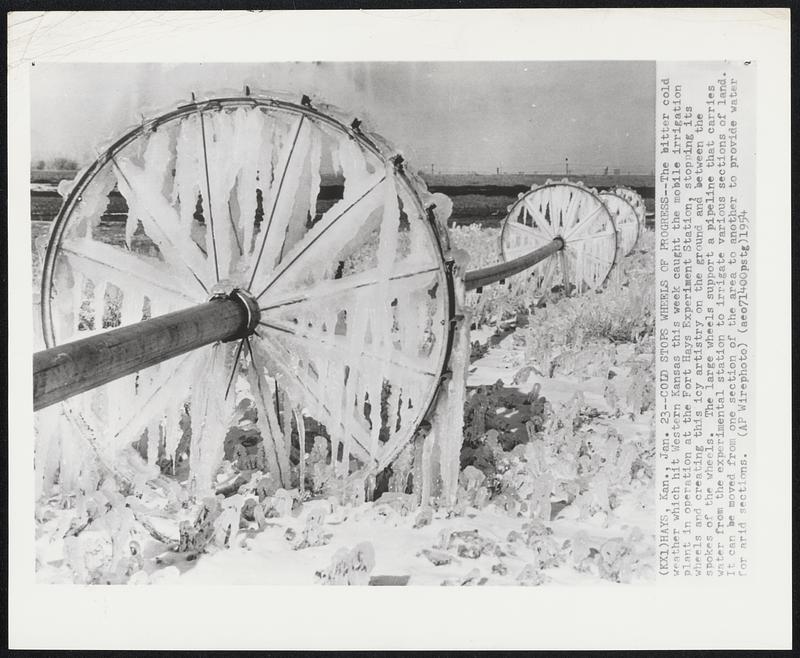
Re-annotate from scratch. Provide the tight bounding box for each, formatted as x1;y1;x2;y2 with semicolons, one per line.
609;185;646;233
40;94;455;497
499;180;617;297
599;190;640;256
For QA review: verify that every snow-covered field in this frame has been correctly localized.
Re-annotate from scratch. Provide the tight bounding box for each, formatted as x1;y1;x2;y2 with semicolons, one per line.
33;223;656;586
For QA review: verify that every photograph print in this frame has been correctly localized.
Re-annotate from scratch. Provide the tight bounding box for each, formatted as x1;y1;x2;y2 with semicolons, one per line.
31;60;657;586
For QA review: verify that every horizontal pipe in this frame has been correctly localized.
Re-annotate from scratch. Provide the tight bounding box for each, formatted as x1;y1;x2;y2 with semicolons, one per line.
464;237;564;291
33;236;562;409
34;295;255;412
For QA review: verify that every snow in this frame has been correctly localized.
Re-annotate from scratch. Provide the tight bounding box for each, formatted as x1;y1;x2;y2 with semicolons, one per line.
34;287;655;586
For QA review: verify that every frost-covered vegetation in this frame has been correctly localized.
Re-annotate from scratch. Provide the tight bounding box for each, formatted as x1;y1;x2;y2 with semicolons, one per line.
34;217;656;586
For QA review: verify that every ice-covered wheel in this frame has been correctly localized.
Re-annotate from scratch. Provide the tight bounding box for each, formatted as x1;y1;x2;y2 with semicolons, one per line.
39;93;455;496
598;190;640;256
499;179;617;297
608;185;646;232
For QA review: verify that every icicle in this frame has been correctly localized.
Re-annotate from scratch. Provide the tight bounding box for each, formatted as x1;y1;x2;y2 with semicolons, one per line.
146;420;160;468
213;494;244;548
64;167;116;240
237;109;270;259
34;405;63;499
117;134;212;294
187;344;235;496
119;287;142;327
338;138;371;198
247;361;290;488
274;121;322;261
72;271;86;337
280;388;293;473
435;281;470;506
247;115;312;291
365;167;401;458
419;428;436;507
60;238;200;312
173;114;203;232
308;128;323;221
162;404;183;473
206;108;242;278
573;240;585;293
294;408;306;494
90;279;107;329
330;433;340;477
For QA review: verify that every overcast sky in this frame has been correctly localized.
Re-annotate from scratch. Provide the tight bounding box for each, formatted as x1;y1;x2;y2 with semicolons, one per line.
31;61;654;174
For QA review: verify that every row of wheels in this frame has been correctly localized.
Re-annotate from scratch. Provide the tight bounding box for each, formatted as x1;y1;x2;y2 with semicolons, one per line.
499;179;646;298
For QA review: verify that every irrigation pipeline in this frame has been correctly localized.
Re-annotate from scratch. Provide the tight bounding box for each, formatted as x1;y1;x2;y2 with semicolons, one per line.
32;238;564;410
463;236;564;291
33;291;260;412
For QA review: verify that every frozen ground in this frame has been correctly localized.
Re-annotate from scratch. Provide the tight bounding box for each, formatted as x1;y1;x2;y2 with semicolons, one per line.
36;302;656;586
33;220;656;586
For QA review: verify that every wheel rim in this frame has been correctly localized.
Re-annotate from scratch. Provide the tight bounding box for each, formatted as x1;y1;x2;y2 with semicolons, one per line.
40;95;455;494
599;190;640;256
500;180;617;297
610;185;646;231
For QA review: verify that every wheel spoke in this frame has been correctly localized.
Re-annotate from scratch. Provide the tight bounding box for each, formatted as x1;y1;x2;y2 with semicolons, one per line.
60;238;202;306
187;343;238;495
227;200;244;257
271;329;375;461
259;317;438;378
274;121;324;266
565;245;615;267
199;110;220;282
559;250;570;294
249;332;374;464
247;114;308;290
108;351;200;448
504;220;555;257
561;187;587;233
194;109;263;278
564;203;605;241
568;228;615;243
254;173;387;300
262;301;429;472
112;155;211;296
537;253;560;295
522;197;557;239
259;263;439;312
224;338;246;400
244;336;292;487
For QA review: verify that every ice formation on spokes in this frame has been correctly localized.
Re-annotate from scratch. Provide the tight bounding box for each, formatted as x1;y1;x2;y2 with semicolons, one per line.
39;98;454;502
598;191;640;257
501;182;617;297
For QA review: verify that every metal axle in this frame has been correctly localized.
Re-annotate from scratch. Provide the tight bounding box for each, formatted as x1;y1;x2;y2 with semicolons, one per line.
33;290;260;411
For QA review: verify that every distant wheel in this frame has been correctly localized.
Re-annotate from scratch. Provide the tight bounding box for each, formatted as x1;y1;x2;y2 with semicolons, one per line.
609;185;646;232
599;190;640;256
39;93;455;496
500;179;617;297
